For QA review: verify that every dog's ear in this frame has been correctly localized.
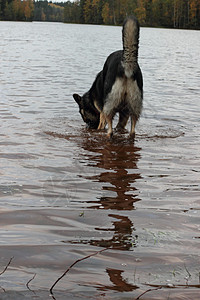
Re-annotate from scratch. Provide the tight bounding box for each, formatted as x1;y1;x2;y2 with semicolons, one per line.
73;94;81;105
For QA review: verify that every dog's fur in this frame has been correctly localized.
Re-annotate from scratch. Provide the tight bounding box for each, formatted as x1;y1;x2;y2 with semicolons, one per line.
73;15;143;138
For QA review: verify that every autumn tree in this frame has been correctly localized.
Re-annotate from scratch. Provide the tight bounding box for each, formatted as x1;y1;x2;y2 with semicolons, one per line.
189;0;199;28
24;0;33;20
102;2;110;24
3;0;33;21
1;0;199;29
134;0;146;25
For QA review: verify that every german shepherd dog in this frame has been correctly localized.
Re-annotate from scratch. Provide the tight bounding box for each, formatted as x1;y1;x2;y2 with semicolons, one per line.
73;16;143;138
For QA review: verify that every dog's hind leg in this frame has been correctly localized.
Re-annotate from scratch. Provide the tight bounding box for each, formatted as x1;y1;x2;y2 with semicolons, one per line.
105;115;113;138
116;110;129;131
98;112;106;130
97;111;113;138
130;115;137;137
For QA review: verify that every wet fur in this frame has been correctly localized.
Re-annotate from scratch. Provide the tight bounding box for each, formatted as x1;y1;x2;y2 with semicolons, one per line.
73;15;143;138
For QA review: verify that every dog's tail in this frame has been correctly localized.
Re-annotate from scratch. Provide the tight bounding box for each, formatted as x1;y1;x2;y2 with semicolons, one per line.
122;16;140;78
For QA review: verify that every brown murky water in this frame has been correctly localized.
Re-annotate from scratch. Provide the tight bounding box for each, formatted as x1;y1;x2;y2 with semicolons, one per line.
0;22;200;299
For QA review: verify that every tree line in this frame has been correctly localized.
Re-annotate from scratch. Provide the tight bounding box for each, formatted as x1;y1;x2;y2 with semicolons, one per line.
63;0;200;29
0;0;64;22
0;0;34;21
0;0;199;29
34;1;64;22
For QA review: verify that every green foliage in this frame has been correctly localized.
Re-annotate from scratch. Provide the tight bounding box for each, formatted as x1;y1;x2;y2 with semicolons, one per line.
64;0;80;23
34;1;64;22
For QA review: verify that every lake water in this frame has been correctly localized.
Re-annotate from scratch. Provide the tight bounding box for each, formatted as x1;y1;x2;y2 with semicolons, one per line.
0;21;200;299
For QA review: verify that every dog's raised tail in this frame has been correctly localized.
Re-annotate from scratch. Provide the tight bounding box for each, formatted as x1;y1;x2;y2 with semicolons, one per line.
122;16;140;78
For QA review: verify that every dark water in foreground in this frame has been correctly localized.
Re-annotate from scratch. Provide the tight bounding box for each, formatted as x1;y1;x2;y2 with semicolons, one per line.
0;21;200;299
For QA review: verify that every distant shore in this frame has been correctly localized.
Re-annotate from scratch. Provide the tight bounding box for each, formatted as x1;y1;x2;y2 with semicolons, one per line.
0;0;200;30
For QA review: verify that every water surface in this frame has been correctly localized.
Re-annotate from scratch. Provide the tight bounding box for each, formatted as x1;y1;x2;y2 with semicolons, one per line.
0;21;200;299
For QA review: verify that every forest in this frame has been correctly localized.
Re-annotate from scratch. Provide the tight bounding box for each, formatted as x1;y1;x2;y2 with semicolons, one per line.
63;0;200;29
0;0;199;29
0;0;64;22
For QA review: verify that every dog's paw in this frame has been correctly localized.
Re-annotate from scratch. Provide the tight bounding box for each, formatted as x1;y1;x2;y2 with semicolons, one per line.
115;126;127;134
128;132;135;142
107;132;113;140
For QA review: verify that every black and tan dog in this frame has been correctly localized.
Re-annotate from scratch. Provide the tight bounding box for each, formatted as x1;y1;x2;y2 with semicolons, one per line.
73;15;143;138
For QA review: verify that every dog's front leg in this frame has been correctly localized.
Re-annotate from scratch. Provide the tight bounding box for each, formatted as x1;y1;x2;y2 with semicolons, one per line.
97;112;106;130
105;115;113;139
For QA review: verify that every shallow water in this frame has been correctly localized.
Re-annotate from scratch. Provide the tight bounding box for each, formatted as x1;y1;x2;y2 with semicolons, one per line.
0;21;200;299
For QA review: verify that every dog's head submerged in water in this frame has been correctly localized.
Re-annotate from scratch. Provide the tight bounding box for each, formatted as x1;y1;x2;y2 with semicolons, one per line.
73;93;100;129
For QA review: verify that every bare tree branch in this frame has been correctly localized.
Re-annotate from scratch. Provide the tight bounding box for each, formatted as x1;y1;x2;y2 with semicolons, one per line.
50;248;109;297
0;257;14;276
134;286;162;300
26;273;36;291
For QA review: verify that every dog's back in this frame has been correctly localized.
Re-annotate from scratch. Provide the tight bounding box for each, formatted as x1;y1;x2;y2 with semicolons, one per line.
73;16;143;138
101;16;143;137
